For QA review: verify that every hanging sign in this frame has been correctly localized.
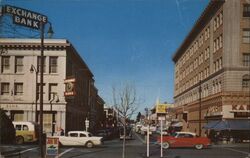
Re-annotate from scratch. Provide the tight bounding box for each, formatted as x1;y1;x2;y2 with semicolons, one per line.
2;5;47;29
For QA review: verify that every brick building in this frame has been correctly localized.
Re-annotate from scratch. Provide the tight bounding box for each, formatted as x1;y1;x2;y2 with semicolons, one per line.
172;0;250;136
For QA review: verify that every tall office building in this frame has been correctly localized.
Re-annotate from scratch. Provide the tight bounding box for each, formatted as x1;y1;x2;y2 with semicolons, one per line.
172;0;250;136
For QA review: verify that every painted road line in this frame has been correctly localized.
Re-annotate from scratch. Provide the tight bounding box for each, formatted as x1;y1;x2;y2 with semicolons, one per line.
2;147;38;157
58;148;74;157
223;147;250;155
20;147;39;154
134;133;146;144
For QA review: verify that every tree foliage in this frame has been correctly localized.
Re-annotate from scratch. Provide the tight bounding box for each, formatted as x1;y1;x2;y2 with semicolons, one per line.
0;109;15;144
136;112;141;122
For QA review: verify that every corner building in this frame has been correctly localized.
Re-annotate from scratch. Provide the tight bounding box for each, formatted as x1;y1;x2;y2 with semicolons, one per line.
172;0;250;136
0;38;104;135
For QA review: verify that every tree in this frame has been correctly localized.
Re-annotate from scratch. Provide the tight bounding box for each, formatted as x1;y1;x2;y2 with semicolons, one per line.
112;83;139;158
0;108;15;144
136;112;141;122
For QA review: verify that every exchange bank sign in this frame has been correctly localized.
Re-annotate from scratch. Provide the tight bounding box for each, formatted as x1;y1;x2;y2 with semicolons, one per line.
3;5;47;29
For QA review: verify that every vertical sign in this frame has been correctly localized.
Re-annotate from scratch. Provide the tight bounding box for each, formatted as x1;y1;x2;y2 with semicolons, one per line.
46;137;59;156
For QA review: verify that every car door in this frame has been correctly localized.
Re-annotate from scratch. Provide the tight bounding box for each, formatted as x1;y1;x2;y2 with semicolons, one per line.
183;134;195;147
174;133;190;147
68;133;81;146
79;133;88;145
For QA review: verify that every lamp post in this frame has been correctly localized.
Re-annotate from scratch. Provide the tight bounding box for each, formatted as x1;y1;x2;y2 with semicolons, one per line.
30;64;38;123
39;21;53;158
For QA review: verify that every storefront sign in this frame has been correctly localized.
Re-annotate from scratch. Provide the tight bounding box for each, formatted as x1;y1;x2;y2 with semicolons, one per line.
2;5;47;29
0;104;30;110
156;104;167;113
231;105;250;112
46;137;59;156
206;105;221;116
64;78;76;96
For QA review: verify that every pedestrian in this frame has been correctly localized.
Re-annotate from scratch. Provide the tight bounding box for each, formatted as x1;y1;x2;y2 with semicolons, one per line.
61;129;65;136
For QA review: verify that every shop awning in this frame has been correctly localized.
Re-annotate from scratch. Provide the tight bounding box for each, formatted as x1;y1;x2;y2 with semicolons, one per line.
203;119;250;131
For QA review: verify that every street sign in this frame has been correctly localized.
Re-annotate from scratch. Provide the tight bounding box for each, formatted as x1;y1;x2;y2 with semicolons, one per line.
158;116;166;121
85;119;89;128
2;5;47;29
46;137;59;156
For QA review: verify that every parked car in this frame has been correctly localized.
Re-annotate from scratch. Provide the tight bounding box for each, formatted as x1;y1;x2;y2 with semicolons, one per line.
155;128;168;135
140;125;156;135
157;132;211;150
119;126;133;140
13;121;39;144
95;130;109;140
54;131;103;148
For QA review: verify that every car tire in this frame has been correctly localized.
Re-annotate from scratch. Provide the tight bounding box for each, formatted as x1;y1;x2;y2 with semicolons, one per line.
162;142;170;149
195;144;203;150
86;141;94;148
16;136;24;145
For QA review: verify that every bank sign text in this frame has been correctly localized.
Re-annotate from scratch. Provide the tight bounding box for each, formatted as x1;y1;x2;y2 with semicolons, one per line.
3;5;47;29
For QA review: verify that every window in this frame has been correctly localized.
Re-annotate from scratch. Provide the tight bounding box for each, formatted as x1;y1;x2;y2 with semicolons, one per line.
243;4;250;17
219;35;223;48
205;27;210;40
1;56;10;73
49;83;57;101
242;75;250;89
1;83;9;95
80;133;86;137
219;12;223;25
15;125;22;130
14;83;23;96
15;56;24;73
37;56;46;73
243;29;250;43
49;57;58;73
69;133;78;137
23;125;29;131
243;53;250;66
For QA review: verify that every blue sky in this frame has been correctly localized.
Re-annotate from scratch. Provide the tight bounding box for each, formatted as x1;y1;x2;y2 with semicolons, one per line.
1;0;209;113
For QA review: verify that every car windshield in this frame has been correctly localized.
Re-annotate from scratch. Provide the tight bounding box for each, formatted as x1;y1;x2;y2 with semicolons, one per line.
171;133;178;137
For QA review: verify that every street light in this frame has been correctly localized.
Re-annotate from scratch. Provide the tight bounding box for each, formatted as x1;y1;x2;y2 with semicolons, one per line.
30;64;38;123
39;21;54;158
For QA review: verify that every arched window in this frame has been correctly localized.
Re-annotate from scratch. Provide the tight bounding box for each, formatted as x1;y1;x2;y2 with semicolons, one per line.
242;74;250;89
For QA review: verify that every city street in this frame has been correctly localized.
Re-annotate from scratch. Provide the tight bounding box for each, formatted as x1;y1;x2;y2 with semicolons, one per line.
1;132;249;158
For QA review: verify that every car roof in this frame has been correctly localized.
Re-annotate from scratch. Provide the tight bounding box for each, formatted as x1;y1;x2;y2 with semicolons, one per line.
176;132;196;135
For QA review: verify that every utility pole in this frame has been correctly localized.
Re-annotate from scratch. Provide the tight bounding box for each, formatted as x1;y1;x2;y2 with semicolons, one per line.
145;108;149;158
199;80;202;137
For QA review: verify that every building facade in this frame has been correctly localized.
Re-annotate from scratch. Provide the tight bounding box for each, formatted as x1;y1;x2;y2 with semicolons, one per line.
172;0;250;136
0;38;104;135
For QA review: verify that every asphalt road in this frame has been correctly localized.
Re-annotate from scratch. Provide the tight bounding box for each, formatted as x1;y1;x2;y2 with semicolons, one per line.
1;133;249;158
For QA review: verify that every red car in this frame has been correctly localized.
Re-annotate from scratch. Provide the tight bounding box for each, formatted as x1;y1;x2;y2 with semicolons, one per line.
157;132;211;150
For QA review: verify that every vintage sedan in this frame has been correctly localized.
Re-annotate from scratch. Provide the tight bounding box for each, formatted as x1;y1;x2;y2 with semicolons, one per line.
157;132;211;149
55;131;103;148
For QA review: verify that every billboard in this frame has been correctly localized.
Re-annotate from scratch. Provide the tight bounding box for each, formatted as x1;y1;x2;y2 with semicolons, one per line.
2;5;48;29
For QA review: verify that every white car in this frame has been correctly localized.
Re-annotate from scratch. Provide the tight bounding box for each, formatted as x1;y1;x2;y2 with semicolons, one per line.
56;131;103;148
